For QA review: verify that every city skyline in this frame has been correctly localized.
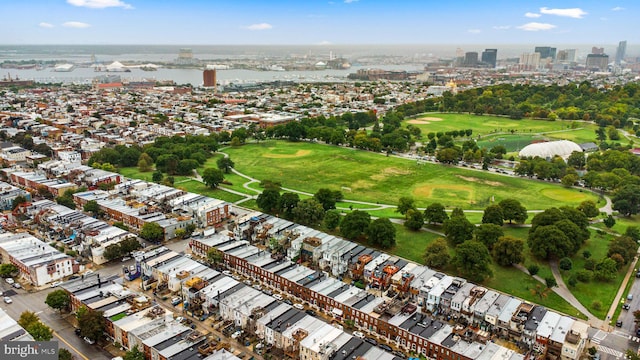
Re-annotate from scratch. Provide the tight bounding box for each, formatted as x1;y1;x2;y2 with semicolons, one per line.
0;0;636;45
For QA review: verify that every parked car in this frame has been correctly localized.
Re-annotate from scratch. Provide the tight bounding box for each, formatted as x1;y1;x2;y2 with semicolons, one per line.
3;297;12;304
352;331;365;339
231;331;242;339
305;309;316;317
364;337;378;346
171;297;182;306
616;320;623;327
378;344;393;352
84;337;95;345
222;270;232;276
284;299;293;305
51;281;63;288
175;317;184;323
84;270;94;275
121;256;131;262
75;328;81;336
392;350;407;359
5;278;14;285
628;294;634;301
273;294;283;301
293;303;304;310
623;303;631;310
12;283;21;289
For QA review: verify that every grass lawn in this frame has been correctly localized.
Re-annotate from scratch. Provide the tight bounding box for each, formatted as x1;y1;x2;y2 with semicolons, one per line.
391;224;441;263
485;266;587;320
556;229;627;319
404;113;598;140
175;179;246;203
224;141;597;210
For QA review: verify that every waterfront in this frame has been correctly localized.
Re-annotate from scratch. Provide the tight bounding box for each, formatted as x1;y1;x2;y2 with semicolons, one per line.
0;64;424;86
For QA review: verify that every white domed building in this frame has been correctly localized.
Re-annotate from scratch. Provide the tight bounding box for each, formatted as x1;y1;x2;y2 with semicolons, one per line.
518;140;583;159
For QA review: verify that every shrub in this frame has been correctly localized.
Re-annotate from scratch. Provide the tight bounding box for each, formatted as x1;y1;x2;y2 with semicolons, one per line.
559;257;572;271
582;250;591;259
584;258;596;270
527;264;540;276
575;269;593;282
591;301;602;310
567;275;578;287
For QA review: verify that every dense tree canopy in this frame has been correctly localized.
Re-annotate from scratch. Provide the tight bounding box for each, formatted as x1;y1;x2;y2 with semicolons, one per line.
366;218;396;249
499;199;528;224
424;203;448;225
492;236;524;266
423;238;450;269
443;209;475;245
340;210;371;241
453;241;493;282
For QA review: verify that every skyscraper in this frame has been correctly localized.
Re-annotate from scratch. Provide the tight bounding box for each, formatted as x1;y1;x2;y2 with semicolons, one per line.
481;49;497;68
586;54;609;71
463;52;478;67
203;69;217;89
615;41;627;64
519;52;541;71
534;46;557;61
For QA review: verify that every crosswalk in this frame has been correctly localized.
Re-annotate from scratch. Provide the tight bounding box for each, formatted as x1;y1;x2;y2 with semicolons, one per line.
596;345;624;358
592;330;607;344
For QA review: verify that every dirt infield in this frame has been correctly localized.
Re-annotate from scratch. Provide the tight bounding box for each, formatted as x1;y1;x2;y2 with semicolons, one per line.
407;120;430;125
421;117;443;121
412;184;474;200
370;167;413;181
262;149;311;158
457;175;503;187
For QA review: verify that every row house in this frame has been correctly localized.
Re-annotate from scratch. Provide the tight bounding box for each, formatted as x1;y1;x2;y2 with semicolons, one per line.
0;231;77;286
438;278;468;316
0;181;31;210
483;294;510;330
189;237;525;360
473;290;499;328
496;298;523;338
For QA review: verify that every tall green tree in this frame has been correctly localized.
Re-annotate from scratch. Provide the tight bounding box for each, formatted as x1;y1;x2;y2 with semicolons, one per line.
366;218;396;249
292;198;325;227
0;263;17;278
528;225;571;259
279;192;300;219
404;209;424;231
424;203;448;225
26;322;53;341
482;205;504;226
577;200;600;218
58;348;73;360
83;200;100;216
18;311;40;329
492;236;524;266
77;308;105;342
498;198;528;224
124;345;145;360
256;188;281;214
202;168;224;189
443;209;475;245
207;248;223;268
340;210;371;241
140;222;164;243
313;188;342;211
423;238;450;269
216;157;235;174
45;289;70;312
453;241;493;282
323;210;341;231
396;197;416;215
474;224;504;250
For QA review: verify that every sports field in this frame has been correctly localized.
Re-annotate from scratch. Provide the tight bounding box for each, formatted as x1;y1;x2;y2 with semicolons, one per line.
404;113;600;149
224;141;597;210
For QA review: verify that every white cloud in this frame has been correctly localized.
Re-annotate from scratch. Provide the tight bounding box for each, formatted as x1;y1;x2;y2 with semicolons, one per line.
317;40;332;45
344;0;358;3
611;6;624;11
525;12;541;18
467;29;481;34
539;7;587;18
62;21;91;28
39;22;54;28
492;25;511;30
517;22;556;31
67;0;133;9
247;23;273;31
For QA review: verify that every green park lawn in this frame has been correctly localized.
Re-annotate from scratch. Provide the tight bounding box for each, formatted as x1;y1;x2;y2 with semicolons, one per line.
404;113;599;140
223;141;598;210
558;229;626;319
175;179;246;203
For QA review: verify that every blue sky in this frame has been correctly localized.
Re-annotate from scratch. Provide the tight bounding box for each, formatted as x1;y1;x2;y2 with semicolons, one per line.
0;0;635;45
